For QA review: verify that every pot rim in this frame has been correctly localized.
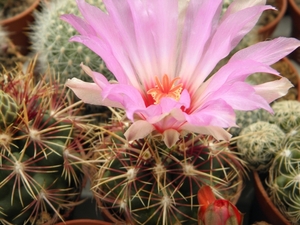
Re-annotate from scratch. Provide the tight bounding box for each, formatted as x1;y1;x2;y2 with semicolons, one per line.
0;0;40;25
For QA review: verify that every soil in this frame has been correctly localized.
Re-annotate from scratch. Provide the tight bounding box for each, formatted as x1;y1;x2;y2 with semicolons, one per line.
0;0;35;20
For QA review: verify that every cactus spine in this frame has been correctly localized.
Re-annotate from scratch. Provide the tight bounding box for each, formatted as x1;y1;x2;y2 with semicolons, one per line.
30;0;113;82
236;121;285;172
0;62;94;225
235;100;300;224
90;117;245;225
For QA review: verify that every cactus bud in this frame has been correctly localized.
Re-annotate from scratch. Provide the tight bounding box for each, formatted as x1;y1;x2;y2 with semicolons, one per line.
197;186;242;225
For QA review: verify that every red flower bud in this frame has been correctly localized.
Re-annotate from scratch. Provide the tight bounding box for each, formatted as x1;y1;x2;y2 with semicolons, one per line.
197;186;242;225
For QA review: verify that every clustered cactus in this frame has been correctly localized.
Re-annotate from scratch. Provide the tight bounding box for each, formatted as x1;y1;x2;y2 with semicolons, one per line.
89;113;245;225
236;100;300;224
0;62;95;225
30;0;113;83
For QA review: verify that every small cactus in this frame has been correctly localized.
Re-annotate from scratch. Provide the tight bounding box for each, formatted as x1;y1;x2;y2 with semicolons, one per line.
0;62;94;224
30;0;113;83
236;121;285;172
268;140;300;225
268;100;300;133
90;119;245;224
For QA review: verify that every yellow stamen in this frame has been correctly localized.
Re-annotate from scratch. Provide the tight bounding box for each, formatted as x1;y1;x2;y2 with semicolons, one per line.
147;74;183;104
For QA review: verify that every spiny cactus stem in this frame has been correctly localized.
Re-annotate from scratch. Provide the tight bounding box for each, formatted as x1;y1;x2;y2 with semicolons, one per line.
0;132;11;148
162;195;172;225
181;162;227;185
37;191;65;222
51;100;84;118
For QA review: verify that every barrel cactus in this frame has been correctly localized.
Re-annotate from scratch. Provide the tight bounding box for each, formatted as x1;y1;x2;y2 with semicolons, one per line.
90;117;245;225
30;0;113;83
268;100;300;133
236;121;285;172
0;63;94;224
268;140;300;225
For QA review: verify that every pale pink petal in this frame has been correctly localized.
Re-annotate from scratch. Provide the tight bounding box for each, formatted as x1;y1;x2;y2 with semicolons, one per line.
127;0;178;79
222;0;267;21
60;14;97;36
101;84;146;120
181;124;232;141
178;0;222;82
190;4;273;92
230;37;300;65
65;78;122;108
253;77;293;103
212;82;272;112
191;60;279;112
163;129;180;148
69;35;129;84
186;99;236;127
124;120;154;142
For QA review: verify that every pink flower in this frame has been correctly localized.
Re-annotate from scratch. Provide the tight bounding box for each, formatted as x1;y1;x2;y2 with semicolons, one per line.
61;0;300;147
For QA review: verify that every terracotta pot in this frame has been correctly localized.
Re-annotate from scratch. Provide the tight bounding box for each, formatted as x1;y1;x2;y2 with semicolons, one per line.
253;171;291;225
0;0;40;55
54;219;113;225
258;0;287;41
288;0;300;63
274;57;300;101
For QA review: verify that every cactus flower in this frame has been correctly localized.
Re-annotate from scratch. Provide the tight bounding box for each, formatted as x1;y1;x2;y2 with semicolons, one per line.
198;185;242;225
61;0;300;147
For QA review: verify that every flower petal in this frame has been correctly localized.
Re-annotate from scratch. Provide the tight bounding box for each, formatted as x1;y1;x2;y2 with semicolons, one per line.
230;37;300;65
181;124;232;141
253;77;293;103
65;78;122;108
163;129;180;148
124;120;154;141
186;99;236;127
190;4;273;92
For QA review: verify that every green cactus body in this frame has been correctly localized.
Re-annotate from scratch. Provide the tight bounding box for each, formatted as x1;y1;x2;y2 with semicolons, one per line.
30;0;113;83
0;64;94;224
268;141;300;225
0;90;18;129
269;100;300;133
237;121;285;172
91;127;244;225
230;109;270;137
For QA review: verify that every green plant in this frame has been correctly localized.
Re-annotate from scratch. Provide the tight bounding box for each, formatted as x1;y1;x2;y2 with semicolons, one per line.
89;114;245;225
268;100;300;133
30;0;113;83
0;62;95;225
229;109;270;137
236;121;285;172
268;140;300;225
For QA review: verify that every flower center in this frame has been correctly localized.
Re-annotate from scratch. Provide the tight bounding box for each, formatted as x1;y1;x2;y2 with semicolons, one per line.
147;74;183;104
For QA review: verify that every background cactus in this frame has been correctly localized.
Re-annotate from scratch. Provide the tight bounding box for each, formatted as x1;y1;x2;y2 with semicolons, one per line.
268;139;300;225
236;121;285;172
90;114;245;225
0;62;95;225
268;100;300;133
30;0;113;83
234;100;300;224
229;109;270;137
